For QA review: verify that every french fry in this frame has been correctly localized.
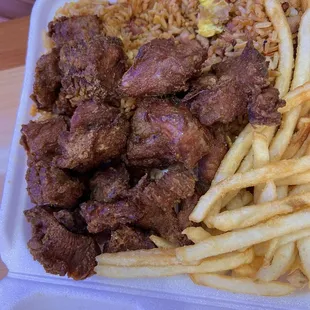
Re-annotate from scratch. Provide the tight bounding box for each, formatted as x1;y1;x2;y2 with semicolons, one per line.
241;190;253;205
302;0;310;11
294;133;310;158
149;235;176;249
275;170;310;186
278;82;310;113
253;132;270;202
212;124;255;184
177;208;310;262
287;270;308;288
262;230;310;266
276;185;288;199
190;274;295;296
276;228;310;251
270;8;310;160
182;227;211;243
253;132;269;169
220;126;276;210
254;242;270;257
292;9;310;91
237;148;254;173
270;107;302;161
225;191;244;211
236;127;276;174
95;249;254;278
96;248;192;267
232;257;264;278
257;181;277;204
289;255;302;275
290;183;310;196
225;190;253;211
297;236;310;282
206;125;259;219
282;124;310;159
265;0;294;97
256;242;297;282
297;117;310;130
190;156;310;222
208;194;302;231
264;238;279;265
232;264;258;278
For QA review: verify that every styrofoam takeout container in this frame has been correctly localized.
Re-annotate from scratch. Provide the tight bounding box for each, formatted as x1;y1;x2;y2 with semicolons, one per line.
1;0;310;309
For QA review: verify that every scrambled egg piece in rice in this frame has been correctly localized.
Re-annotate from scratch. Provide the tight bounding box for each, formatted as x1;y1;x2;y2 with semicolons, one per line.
198;0;231;37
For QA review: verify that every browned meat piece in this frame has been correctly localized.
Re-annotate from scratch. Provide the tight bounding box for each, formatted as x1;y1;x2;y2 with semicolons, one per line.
24;206;99;280
137;205;190;246
138;165;196;212
48;15;102;47
132;166;194;245
183;77;248;126
54;92;75;116
105;225;155;253
81;165;193;245
178;193;200;231
248;87;285;125
213;41;269;89
30;48;61;112
20;117;68;163
26;160;84;208
53;209;87;234
80;200;141;234
93;231;111;253
127;98;212;168
198;127;228;184
90;165;130;203
59;36;126;104
55;102;129;171
121;38;207;97
184;42;284;127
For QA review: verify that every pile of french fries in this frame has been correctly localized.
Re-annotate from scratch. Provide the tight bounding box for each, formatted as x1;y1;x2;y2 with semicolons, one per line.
95;0;310;296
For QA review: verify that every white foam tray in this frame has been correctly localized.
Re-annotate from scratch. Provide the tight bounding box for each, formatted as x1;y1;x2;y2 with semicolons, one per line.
1;0;310;309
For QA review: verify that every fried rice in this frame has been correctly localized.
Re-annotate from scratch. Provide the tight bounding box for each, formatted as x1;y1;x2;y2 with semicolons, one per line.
49;0;303;131
55;0;303;75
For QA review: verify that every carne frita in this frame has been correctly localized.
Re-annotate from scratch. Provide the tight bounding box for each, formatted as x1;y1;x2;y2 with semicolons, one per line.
21;13;285;280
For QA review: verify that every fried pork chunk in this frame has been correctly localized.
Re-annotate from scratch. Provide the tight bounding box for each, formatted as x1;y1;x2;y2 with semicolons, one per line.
53;209;87;234
48;15;102;47
121;38;207;97
30;48;61;113
26;160;84;208
81;165;195;245
184;77;248;126
137;165;196;212
135;166;195;245
55;101;129;172
20;116;68;162
59;35;127;104
127;98;212;168
248;87;284;125
24;206;99;280
90;164;130;203
105;225;155;253
198;127;228;185
213;41;269;89
21;117;84;208
178;193;200;231
184;42;285;126
31;16;126;115
80;200;142;234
